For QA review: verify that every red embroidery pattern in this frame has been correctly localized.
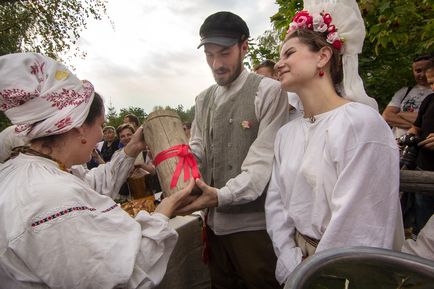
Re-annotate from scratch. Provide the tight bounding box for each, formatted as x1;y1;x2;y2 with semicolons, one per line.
31;204;119;227
31;206;96;227
15;124;32;133
0;89;36;111
42;81;93;110
54;116;73;129
30;61;46;84
101;204;118;213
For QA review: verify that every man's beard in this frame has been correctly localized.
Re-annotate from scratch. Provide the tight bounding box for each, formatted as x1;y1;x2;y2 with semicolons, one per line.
213;53;243;86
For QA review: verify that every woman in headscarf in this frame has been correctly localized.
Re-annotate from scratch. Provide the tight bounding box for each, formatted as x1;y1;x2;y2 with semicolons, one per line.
264;0;404;284
0;53;195;289
100;125;120;161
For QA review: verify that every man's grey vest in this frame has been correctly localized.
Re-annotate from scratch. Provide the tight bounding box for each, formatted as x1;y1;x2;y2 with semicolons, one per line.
200;73;267;214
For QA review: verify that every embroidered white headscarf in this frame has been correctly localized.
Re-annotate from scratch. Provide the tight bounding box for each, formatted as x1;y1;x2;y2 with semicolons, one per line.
301;0;378;111
0;53;95;139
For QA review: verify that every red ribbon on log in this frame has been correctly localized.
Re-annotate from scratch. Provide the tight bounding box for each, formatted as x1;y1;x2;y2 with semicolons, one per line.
153;144;201;189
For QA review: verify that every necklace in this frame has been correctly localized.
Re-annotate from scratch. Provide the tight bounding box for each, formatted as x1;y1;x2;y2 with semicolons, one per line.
10;146;68;171
304;115;316;123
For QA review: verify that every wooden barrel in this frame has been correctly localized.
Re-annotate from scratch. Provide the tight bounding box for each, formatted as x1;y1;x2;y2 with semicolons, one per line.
143;110;200;197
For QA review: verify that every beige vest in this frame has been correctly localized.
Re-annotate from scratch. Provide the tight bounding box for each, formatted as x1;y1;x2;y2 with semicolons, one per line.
200;73;267;214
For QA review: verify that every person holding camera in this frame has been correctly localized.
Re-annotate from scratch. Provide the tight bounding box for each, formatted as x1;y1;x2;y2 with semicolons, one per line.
406;58;434;235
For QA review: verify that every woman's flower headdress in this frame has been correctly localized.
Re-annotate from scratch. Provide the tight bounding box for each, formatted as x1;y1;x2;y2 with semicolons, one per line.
284;0;379;111
288;10;344;50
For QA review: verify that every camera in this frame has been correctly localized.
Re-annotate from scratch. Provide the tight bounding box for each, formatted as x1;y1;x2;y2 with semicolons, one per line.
397;134;424;169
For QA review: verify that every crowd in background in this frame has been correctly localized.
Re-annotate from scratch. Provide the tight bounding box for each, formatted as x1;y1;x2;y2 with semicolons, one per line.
0;1;433;288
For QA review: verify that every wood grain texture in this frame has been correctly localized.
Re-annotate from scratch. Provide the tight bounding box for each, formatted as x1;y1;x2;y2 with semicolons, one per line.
143;110;191;197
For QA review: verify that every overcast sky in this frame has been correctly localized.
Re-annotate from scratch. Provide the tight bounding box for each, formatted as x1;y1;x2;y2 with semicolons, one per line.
70;0;279;113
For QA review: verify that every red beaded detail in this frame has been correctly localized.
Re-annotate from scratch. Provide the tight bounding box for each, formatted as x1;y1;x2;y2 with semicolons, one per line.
31;204;118;227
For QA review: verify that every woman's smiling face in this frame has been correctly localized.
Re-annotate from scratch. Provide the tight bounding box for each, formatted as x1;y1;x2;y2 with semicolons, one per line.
275;37;320;92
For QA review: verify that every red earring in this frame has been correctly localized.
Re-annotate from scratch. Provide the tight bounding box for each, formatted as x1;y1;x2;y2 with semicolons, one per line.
319;70;325;77
81;139;87;144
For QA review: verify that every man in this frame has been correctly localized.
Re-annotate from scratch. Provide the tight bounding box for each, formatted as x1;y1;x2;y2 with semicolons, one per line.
406;58;434;235
253;60;302;120
383;54;432;138
123;113;140;130
178;11;288;289
254;59;277;79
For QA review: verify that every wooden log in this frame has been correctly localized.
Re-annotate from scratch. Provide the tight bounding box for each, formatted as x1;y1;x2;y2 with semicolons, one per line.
143;110;200;197
400;170;434;195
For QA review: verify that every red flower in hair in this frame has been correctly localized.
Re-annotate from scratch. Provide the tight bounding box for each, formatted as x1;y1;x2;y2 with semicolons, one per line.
288;10;344;51
332;40;343;50
293;10;313;27
322;13;332;25
327;25;336;33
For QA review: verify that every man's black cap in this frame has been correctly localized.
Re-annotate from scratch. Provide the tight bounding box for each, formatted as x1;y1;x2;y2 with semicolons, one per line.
198;11;250;49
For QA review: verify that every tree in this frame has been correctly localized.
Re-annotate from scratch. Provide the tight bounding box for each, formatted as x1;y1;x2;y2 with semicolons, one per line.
251;0;434;110
247;0;301;69
358;0;434;110
0;0;108;60
105;104;118;128
152;104;195;123
119;107;148;124
104;106;148;129
0;1;107;131
247;29;282;68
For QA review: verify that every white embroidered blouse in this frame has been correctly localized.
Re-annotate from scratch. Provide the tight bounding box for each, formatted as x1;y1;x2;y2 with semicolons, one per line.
265;102;405;284
0;150;177;289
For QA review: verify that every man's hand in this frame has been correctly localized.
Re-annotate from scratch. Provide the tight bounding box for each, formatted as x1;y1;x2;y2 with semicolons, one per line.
154;179;196;218
419;133;434;150
174;179;219;215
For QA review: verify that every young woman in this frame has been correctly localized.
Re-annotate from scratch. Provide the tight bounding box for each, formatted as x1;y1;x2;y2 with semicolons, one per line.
265;1;404;284
0;53;195;288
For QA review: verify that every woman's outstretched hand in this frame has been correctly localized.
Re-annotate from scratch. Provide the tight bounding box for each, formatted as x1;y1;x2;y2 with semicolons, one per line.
124;127;147;158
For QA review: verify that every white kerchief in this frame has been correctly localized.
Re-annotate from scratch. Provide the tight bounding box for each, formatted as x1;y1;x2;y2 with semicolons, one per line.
303;0;378;111
0;53;95;139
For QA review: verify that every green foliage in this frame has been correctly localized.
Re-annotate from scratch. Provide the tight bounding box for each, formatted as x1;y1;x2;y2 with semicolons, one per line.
358;0;434;110
271;0;303;33
105;104;120;128
0;0;107;60
105;105;194;129
163;104;195;124
119;107;148;123
250;0;434;111
247;0;302;67
248;30;282;68
152;104;195;123
105;106;148;129
0;104;194;133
